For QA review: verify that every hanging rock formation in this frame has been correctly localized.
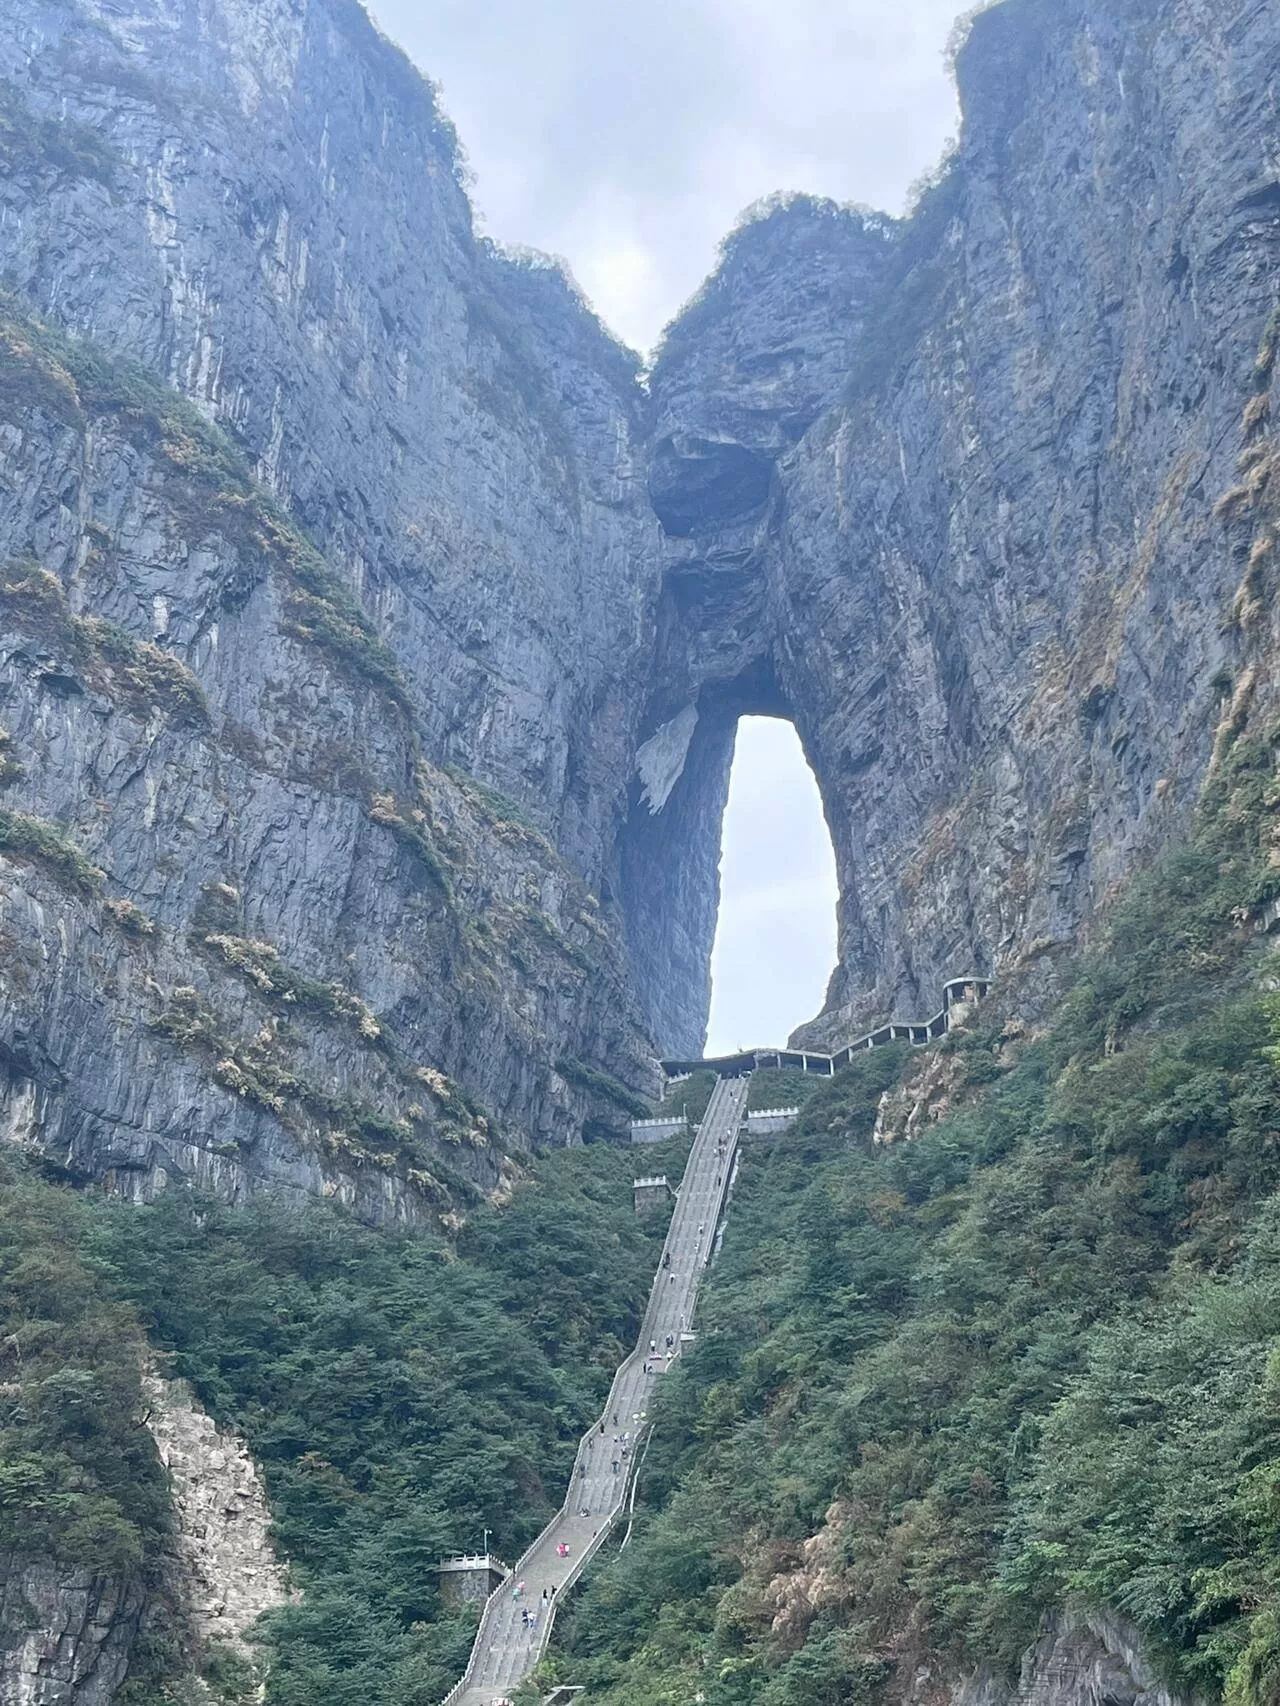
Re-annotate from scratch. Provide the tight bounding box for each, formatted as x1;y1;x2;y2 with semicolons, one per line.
627;0;1280;1051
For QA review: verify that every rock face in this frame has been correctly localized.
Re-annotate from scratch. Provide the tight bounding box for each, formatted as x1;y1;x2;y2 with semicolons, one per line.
0;328;659;1217
0;1379;288;1704
945;1608;1194;1706
144;1373;290;1657
2;2;1278;1702
0;1561;144;1706
0;0;664;1214
1;0;1279;1165
635;0;1280;1049
623;201;897;1051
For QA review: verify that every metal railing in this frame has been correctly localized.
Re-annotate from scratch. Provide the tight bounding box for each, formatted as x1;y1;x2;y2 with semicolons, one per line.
660;976;991;1079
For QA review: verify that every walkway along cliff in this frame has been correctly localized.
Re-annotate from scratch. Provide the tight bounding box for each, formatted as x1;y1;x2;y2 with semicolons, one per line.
660;977;991;1079
442;1077;750;1706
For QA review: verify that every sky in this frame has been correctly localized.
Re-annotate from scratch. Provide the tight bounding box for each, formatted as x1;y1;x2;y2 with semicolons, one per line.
705;720;839;1054
364;0;969;1046
366;0;968;354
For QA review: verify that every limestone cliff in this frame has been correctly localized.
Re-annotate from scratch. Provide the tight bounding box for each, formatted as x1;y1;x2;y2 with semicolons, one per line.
2;0;1279;1156
4;3;1279;1701
637;0;1280;1050
0;0;664;1213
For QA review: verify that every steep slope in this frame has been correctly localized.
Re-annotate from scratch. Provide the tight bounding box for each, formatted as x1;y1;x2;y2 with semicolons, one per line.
557;727;1280;1706
0;0;662;880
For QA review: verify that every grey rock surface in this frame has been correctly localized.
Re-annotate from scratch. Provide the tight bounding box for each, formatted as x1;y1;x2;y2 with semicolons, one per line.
0;0;1278;1137
0;1560;144;1706
0;0;665;1210
0;331;660;1218
936;1608;1198;1706
634;0;1280;1049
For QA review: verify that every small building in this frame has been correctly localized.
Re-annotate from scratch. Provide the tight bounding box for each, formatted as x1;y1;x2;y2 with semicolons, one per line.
437;1553;508;1611
634;1175;674;1214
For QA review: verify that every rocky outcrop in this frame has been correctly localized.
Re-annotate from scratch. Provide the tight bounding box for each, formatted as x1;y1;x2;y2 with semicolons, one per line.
633;0;1280;1049
0;1562;144;1706
0;1378;288;1705
144;1373;289;1659
0;303;659;1218
622;201;896;1052
943;1608;1196;1706
0;0;662;881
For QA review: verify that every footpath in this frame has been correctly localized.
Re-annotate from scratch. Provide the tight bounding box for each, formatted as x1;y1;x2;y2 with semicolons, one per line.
443;1074;749;1706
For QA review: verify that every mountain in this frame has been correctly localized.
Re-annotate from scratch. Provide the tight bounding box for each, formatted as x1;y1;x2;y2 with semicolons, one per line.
1;0;1280;1700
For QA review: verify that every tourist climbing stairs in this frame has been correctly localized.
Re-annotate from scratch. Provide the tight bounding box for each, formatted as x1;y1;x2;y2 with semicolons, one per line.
442;1074;750;1706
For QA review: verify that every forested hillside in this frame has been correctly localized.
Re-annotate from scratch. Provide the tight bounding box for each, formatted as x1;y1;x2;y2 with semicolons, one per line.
550;726;1280;1706
1;1134;688;1703
12;725;1280;1704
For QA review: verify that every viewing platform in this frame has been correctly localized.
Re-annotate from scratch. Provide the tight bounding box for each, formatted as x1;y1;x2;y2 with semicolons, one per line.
660;977;990;1080
437;1554;510;1611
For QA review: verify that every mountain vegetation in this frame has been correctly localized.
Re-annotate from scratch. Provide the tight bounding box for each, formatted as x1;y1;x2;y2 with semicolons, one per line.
12;723;1280;1706
545;723;1280;1706
2;1134;688;1704
11;724;1280;1706
10;723;1280;1706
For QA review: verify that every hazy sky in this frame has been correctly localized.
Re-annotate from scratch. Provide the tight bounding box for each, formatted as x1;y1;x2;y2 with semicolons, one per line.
366;0;966;352
706;720;838;1054
364;0;968;1047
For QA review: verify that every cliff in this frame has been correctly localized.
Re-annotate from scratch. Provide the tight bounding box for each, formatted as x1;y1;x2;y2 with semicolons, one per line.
3;0;1278;1129
640;0;1280;1049
0;0;665;1217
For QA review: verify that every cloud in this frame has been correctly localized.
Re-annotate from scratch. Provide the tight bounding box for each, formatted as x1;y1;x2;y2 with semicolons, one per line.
365;0;966;352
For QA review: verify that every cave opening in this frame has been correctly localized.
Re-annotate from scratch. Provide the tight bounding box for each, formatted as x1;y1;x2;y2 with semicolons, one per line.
705;717;839;1056
619;673;840;1062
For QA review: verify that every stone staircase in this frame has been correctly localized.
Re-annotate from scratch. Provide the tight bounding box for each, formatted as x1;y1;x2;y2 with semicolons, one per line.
441;1075;750;1706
